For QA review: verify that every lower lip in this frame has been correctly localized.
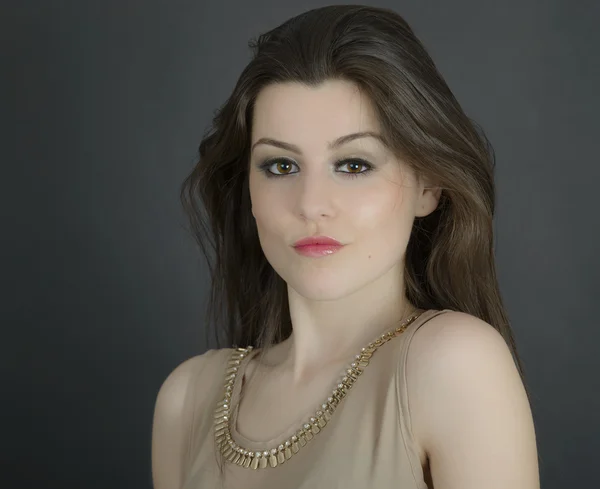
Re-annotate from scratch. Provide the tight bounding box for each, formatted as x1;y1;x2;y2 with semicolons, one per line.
293;244;343;257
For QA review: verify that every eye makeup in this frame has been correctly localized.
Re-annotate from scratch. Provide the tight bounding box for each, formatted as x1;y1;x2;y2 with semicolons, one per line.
256;157;375;179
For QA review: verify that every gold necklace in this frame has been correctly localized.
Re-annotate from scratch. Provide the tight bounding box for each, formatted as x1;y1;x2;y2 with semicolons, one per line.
214;309;425;470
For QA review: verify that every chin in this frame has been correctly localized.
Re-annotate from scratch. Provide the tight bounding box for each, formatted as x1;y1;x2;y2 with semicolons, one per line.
292;288;356;302
285;275;363;302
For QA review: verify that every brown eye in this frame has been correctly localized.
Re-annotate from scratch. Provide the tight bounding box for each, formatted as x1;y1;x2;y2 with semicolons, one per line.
342;160;367;174
258;158;299;176
257;157;373;179
336;158;374;178
274;160;294;174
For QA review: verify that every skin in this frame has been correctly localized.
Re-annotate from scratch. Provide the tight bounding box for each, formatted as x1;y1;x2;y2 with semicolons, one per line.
248;79;440;382
151;78;540;489
245;79;540;488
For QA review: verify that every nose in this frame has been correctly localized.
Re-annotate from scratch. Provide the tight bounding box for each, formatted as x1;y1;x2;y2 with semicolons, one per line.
294;167;336;221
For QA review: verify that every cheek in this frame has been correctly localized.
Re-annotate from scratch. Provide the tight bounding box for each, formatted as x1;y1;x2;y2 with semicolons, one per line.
351;185;415;265
249;173;415;243
252;205;275;239
352;184;411;231
249;177;269;219
250;184;288;241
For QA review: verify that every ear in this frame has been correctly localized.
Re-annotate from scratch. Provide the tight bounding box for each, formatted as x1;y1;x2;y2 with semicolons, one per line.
415;176;442;218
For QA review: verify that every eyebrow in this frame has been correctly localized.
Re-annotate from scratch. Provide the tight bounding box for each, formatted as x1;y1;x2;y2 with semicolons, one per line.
251;131;386;155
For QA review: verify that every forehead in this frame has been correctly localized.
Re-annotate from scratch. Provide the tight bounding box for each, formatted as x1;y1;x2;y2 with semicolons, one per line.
251;80;381;146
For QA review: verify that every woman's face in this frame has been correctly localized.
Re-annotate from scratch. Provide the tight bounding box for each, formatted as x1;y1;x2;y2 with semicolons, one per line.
248;79;438;301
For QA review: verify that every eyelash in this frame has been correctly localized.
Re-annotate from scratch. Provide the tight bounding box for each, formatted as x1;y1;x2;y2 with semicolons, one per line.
257;158;374;179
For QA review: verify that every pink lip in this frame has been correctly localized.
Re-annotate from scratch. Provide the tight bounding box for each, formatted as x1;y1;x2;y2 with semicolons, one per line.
293;236;342;247
292;236;343;258
294;244;342;257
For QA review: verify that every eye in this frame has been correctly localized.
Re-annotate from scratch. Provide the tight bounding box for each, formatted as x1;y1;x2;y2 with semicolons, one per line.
337;158;373;177
258;158;374;178
259;158;298;176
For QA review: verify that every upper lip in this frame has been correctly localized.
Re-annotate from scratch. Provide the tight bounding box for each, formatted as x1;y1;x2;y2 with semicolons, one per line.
293;236;343;247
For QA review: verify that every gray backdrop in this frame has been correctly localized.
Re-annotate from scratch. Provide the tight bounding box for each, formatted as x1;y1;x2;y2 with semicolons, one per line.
3;0;599;488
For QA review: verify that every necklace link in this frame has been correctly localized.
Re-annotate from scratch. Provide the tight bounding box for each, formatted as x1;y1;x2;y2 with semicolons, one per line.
214;310;424;470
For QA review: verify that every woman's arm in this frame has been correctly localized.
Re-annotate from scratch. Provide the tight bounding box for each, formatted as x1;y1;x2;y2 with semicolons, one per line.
151;355;202;489
407;311;540;489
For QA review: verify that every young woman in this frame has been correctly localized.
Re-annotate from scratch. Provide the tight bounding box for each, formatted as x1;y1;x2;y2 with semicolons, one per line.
152;5;540;489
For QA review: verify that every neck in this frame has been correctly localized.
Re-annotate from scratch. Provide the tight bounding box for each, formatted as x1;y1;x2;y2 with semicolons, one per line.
272;272;416;384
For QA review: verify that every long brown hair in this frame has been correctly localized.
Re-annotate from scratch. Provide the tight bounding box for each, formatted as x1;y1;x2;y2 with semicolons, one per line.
181;5;525;381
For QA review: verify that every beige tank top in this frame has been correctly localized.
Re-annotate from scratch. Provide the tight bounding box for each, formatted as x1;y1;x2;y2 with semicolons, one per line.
181;308;451;489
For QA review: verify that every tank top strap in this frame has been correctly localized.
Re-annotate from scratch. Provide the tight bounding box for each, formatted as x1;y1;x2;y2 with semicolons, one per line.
398;308;453;352
394;308;453;485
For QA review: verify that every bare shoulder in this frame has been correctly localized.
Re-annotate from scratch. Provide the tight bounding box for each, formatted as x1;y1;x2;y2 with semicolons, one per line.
409;310;510;365
406;311;539;488
154;349;225;408
406;310;522;426
151;348;229;489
